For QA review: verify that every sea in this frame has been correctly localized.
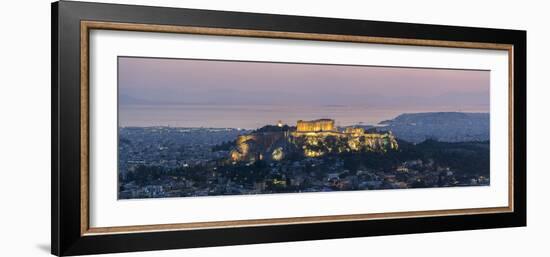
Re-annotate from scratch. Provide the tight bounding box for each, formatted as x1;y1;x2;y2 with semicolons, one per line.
119;104;488;129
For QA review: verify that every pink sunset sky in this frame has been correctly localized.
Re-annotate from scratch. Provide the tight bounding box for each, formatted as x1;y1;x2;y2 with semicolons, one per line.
118;56;490;128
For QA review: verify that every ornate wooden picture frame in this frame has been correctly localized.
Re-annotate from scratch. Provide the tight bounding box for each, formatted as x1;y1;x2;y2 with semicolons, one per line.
52;1;526;256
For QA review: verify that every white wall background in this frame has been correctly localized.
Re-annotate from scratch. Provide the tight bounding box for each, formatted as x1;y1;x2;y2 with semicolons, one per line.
0;0;547;256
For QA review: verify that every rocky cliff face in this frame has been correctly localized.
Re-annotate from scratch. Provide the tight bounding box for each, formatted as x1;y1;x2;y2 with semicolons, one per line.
230;125;397;162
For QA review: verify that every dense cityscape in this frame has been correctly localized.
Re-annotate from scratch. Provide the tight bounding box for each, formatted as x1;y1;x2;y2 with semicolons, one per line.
118;113;490;199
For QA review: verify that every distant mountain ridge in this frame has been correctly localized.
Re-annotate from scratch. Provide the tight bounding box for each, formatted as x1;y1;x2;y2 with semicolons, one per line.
377;112;489;143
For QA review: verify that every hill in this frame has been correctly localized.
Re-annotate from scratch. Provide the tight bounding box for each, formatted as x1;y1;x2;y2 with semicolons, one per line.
378;112;489;143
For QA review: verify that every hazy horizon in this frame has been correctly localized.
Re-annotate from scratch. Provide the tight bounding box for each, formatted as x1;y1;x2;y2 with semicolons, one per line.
118;108;490;129
119;57;490;128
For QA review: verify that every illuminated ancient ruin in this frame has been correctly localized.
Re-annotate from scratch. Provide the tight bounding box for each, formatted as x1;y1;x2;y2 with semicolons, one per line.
230;119;398;161
296;119;335;132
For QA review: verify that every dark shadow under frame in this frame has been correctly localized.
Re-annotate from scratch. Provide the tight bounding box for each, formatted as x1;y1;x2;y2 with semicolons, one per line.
52;1;526;256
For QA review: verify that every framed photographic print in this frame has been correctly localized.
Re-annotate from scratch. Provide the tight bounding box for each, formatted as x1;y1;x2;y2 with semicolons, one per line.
51;1;526;256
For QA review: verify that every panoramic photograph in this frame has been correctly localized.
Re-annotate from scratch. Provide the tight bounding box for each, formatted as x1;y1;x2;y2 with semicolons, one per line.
117;56;490;199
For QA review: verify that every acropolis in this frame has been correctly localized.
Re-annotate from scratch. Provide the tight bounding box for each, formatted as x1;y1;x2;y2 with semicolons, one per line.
230;119;398;162
296;119;336;132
